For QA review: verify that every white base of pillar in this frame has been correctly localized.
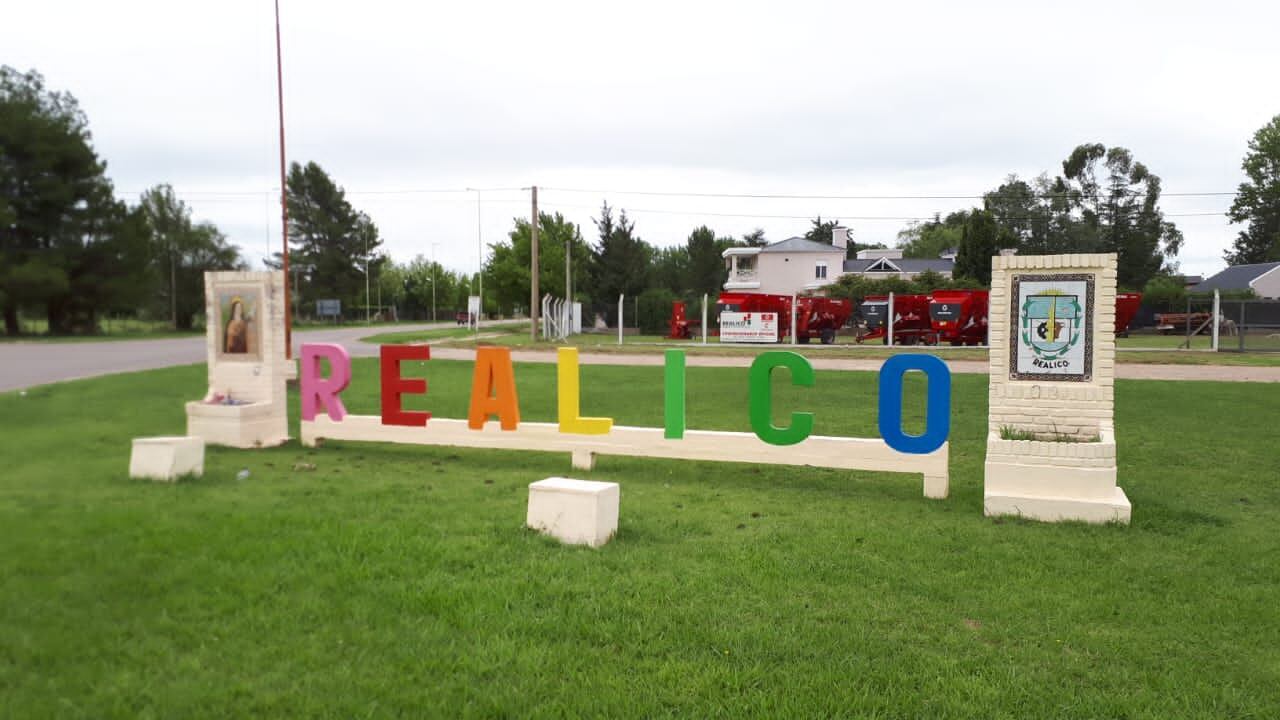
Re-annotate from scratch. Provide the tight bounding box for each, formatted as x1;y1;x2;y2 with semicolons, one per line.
185;401;288;449
984;486;1131;525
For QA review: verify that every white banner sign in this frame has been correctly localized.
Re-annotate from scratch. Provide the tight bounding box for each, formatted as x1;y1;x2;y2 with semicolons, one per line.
720;311;779;343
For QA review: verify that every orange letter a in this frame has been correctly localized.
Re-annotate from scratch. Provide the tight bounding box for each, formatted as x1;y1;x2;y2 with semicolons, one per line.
468;347;520;430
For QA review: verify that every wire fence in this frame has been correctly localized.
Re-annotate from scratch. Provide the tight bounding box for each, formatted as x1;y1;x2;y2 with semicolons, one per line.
1219;299;1280;352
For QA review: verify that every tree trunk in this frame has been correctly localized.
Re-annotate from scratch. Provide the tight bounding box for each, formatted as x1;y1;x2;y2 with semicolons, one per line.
46;298;67;335
3;304;18;336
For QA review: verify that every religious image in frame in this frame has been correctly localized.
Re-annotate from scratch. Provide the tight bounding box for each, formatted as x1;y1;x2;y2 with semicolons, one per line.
215;287;262;362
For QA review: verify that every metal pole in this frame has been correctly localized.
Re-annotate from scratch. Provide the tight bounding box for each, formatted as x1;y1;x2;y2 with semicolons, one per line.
701;293;708;345
431;242;439;323
1212;289;1220;351
888;292;895;347
365;231;370;324
1240;300;1246;352
618;294;624;345
790;294;797;345
530;186;539;341
469;188;483;335
1185;294;1191;349
274;0;292;357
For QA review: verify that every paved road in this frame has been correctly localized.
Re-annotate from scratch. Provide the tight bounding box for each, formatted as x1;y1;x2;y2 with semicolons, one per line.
427;348;1280;382
0;322;475;392
5;329;1280;391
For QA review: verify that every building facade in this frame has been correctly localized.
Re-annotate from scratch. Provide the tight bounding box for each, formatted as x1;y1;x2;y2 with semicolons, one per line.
723;226;955;296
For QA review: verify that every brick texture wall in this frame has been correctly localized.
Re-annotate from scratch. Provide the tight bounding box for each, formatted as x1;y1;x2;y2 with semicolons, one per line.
987;254;1117;440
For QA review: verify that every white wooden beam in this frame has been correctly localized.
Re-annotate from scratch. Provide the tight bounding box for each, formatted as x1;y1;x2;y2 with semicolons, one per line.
301;416;948;499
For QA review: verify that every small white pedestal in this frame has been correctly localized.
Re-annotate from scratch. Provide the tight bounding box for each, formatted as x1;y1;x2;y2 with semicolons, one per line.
130;436;204;481
527;477;619;548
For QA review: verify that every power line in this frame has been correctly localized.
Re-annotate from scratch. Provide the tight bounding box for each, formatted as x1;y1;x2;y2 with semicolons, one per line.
540;186;1237;201
538;200;1228;223
115;186;525;197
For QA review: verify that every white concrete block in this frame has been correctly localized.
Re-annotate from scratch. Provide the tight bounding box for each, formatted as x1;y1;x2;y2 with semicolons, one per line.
130;436;204;481
527;477;619;548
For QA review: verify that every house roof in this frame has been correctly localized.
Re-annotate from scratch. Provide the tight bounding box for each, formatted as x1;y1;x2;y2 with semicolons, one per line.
843;257;955;274
1190;262;1280;293
760;236;843;254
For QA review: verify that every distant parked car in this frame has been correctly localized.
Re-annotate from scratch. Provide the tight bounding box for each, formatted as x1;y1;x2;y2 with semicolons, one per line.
455;311;468;326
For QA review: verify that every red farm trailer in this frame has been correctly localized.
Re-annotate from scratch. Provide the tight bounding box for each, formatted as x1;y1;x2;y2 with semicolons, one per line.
1115;292;1142;336
666;301;701;339
929;289;989;346
856;294;935;345
715;292;852;344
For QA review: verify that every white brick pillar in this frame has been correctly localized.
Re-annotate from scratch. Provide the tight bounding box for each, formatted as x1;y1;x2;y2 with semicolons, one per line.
983;254;1130;524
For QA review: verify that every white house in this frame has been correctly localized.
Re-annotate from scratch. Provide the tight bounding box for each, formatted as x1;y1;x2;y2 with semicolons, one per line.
723;236;846;295
723;226;955;296
1190;262;1280;299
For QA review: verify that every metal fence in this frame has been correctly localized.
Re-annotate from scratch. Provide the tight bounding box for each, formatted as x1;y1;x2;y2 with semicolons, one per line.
1219;299;1280;352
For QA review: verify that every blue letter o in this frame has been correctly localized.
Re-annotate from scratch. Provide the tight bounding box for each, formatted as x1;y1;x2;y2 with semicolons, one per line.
878;355;951;454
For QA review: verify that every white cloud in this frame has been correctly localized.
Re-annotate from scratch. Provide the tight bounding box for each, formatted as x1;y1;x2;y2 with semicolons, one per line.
4;0;1277;276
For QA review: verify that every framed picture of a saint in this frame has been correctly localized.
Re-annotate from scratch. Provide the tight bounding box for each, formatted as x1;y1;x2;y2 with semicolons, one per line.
215;288;262;362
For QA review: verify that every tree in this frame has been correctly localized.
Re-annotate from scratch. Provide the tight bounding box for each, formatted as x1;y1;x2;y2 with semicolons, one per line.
1225;115;1280;265
953;210;1013;285
138;184;244;329
1061;144;1182;287
685;225;726;300
285;161;382;312
588;203;652;303
651;245;689;295
741;228;767;247
897;211;968;259
487;211;589;315
804;216;840;245
975;145;1183;288
983;176;1053;252
0;66;150;335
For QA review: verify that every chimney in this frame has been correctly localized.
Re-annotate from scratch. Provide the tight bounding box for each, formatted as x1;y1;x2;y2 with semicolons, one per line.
832;226;849;250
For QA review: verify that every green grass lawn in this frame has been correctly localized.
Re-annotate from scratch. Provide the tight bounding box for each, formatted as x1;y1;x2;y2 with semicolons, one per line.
2;360;1278;717
360;321;527;345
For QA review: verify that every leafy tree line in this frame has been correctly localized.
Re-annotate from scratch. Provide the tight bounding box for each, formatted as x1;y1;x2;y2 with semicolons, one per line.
1;67;245;335
893;143;1186;290
483;202;771;317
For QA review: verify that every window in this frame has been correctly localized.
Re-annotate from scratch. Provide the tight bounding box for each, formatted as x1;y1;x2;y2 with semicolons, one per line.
815;261;828;280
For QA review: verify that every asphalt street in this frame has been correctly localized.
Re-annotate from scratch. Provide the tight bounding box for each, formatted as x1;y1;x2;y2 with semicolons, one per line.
0;322;465;392
4;325;1280;392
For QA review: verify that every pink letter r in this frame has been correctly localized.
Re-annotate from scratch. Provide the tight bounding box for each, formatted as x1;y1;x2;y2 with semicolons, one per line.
300;343;351;422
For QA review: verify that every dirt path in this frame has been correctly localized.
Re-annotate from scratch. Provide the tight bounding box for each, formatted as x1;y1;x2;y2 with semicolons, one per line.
429;347;1280;382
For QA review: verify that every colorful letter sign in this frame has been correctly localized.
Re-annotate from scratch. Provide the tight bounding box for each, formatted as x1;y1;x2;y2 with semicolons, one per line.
295;343;955;498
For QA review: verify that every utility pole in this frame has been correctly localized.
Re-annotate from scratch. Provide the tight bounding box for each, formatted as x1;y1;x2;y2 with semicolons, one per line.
530;185;539;341
274;0;291;357
365;231;371;324
474;189;483;335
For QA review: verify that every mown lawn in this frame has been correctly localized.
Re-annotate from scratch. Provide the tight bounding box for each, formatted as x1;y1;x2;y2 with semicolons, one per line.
1;359;1277;718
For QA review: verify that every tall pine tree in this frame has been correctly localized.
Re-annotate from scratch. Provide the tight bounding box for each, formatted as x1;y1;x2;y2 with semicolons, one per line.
285;161;382;312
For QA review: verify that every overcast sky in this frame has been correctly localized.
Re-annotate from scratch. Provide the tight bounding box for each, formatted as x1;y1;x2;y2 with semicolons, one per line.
6;0;1278;278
